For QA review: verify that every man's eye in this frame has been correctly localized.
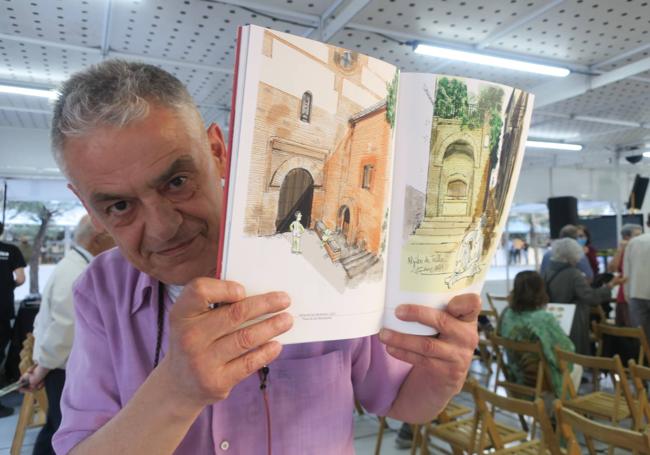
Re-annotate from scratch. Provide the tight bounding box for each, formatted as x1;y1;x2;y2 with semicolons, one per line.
108;200;130;215
168;176;187;190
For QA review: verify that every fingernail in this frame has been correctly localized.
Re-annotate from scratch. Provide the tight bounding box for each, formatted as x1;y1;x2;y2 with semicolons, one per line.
396;306;407;318
378;329;387;341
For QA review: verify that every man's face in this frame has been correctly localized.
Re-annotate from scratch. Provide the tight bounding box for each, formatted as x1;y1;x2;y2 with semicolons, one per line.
64;104;226;285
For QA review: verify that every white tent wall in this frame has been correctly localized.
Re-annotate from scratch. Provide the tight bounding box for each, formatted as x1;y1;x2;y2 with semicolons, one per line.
0;126;59;179
513;166;650;214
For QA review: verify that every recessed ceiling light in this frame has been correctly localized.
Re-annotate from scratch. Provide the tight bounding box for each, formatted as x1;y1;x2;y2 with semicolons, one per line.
414;44;570;77
0;84;59;100
526;140;583;151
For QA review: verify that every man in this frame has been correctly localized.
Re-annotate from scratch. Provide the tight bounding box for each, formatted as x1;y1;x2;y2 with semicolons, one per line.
608;223;643;326
21;215;114;455
0;222;26;417
540;224;594;282
624;231;650;341
51;60;479;454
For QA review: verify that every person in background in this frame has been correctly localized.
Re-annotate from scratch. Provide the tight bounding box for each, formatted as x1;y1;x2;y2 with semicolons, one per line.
0;222;26;417
21;216;114;455
498;271;582;398
623;231;650;342
542;238;623;355
608;223;643;326
540;225;594;283
577;225;599;277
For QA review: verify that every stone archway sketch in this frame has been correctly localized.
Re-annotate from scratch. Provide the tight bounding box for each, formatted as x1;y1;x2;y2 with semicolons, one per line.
276;168;314;233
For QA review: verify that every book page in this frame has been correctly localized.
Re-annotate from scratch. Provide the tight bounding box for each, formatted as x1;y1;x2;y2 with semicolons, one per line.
384;73;533;334
222;25;399;344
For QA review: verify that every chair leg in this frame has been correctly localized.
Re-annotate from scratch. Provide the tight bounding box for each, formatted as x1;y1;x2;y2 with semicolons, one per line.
374;416;386;455
410;424;421;455
11;392;35;455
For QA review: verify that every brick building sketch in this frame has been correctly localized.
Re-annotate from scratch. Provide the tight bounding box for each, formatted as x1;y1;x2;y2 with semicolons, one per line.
401;77;529;291
243;30;396;284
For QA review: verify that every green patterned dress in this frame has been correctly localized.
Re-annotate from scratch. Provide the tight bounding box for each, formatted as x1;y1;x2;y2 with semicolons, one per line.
498;307;575;398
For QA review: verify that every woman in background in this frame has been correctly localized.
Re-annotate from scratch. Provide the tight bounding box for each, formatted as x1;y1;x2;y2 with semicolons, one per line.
498;270;580;398
542;238;623;355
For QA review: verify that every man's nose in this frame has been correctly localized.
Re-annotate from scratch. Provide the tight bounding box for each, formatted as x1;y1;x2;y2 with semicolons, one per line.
144;199;182;244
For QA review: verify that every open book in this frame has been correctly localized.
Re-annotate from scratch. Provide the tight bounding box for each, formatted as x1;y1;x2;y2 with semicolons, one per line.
219;25;533;344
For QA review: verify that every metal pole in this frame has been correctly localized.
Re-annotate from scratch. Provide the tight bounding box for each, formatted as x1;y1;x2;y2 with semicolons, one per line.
615;152;624;245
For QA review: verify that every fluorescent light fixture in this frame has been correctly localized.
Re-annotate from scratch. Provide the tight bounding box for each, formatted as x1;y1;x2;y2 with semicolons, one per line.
414;44;570;77
0;84;59;100
643;152;650;158
526;140;583;151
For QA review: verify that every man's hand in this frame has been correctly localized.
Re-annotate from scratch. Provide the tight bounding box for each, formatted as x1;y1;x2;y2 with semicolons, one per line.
159;277;293;410
379;294;481;401
20;364;49;392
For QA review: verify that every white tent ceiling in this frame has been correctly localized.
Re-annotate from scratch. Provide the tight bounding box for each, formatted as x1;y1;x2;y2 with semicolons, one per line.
1;0;650;192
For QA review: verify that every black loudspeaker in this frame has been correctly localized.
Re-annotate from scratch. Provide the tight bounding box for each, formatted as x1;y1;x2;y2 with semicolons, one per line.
627;174;649;210
548;196;579;239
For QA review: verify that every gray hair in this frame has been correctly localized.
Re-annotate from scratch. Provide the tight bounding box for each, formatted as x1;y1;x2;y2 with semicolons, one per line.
558;224;579;239
73;215;95;246
551;238;584;265
51;59;197;174
621;223;643;239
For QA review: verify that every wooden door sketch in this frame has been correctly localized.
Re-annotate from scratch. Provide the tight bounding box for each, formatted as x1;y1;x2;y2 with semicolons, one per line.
338;205;351;239
276;168;314;233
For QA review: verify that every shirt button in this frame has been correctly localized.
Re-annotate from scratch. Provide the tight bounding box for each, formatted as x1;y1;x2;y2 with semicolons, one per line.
220;440;230;451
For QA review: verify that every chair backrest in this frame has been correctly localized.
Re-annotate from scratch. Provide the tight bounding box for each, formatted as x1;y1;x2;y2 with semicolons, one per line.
486;293;509;315
490;334;550;400
593;322;650;366
555;400;650;454
555;349;637;425
629;359;650;430
475;386;562;454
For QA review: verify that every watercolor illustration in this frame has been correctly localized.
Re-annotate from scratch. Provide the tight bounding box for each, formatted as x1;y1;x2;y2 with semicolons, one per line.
242;30;397;289
401;76;530;293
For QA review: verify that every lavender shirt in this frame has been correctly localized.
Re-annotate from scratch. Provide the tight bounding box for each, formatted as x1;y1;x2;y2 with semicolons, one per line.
53;249;411;454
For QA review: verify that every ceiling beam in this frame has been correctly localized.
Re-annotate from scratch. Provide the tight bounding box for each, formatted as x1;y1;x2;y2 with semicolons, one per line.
422;0;568;77
321;0;372;42
534;111;650;129
591;42;650;70
305;0;345;39
109;51;233;74
0;33;99;55
476;0;565;50
207;0;320;27
533;55;650;108
100;0;114;57
344;22;590;73
0;106;51;115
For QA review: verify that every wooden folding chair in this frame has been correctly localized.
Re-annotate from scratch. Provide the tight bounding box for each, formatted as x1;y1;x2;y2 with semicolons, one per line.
628;359;650;431
555;400;650;455
373;400;472;455
593;322;650;366
486;293;508;315
427;379;527;455
11;333;48;455
490;335;549;402
555;349;638;455
474;386;563;455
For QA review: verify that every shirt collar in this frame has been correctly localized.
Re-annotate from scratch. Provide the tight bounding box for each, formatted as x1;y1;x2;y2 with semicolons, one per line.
71;244;94;263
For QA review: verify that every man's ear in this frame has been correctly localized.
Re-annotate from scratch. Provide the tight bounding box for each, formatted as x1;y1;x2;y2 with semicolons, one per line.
67;183;106;233
206;123;227;176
